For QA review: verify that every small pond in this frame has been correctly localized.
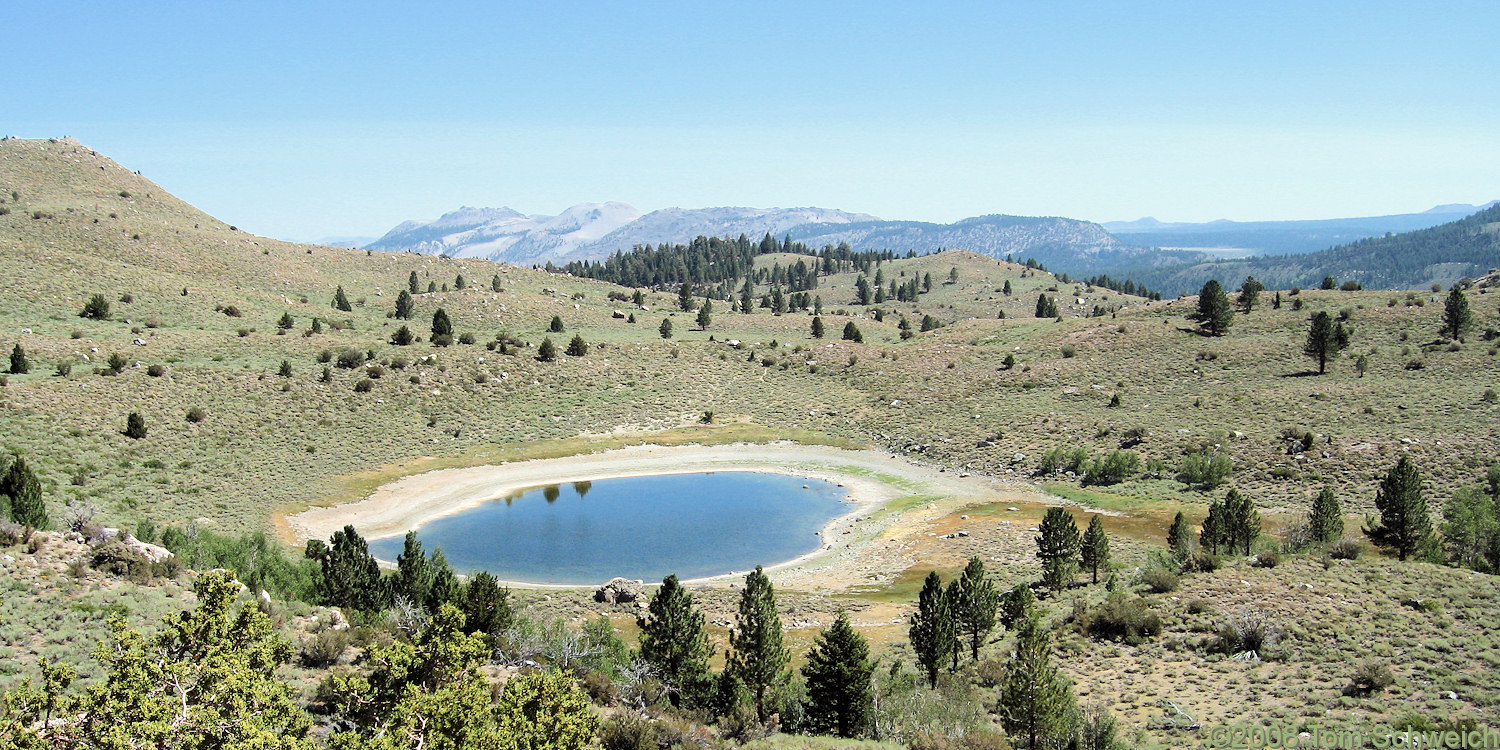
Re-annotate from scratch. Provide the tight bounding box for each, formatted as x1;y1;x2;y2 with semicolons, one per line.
366;471;851;585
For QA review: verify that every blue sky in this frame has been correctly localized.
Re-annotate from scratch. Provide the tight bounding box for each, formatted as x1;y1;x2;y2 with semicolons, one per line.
8;1;1498;240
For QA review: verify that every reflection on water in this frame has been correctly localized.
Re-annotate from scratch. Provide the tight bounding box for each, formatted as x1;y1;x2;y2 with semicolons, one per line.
367;472;850;585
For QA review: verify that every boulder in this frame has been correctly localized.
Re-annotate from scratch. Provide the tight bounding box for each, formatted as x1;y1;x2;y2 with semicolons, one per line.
594;577;643;604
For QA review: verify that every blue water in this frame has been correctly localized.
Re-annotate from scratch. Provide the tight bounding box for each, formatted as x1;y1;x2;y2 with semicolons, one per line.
366;471;850;585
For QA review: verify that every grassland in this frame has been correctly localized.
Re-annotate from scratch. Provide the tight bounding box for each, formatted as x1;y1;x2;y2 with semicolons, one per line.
2;137;1498;742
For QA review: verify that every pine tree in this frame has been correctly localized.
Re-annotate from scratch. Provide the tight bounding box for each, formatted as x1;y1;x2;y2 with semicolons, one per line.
696;299;712;330
425;549;461;612
277;360;293;378
549;315;564;333
800;611;874;738
1195;279;1233;336
408;271;420;294
842;322;863;343
1003;279;1013;295
490;273;502;292
923;272;932;292
1200;500;1227;555
638;574;714;706
1364;455;1435;561
678;282;695;312
1309;487;1344;543
454;274;465;290
565;334;588;356
460;571;513;638
953;556;1000;662
431;308;452;339
9;343;28;374
1303;311;1345;374
2;455;47;529
1224;488;1261;555
537;337;557;361
80;293;110;319
811;316;825;338
1237;276;1264;313
394;290;414;320
998;614;1079;750
1036;507;1081;592
855;275;872;306
393;531;434;605
908;571;955;686
727;566;790;722
1167;511;1193;559
333;286;352;312
1440;486;1499;572
999;582;1036;631
124;412;147;439
659;318;673;339
1441;287;1473;341
305;524;387;611
740;278;754;315
277;311;295;330
390;325;414;346
898;316;913;339
1080;515;1111;584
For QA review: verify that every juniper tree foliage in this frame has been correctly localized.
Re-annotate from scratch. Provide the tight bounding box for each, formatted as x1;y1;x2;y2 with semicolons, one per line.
304;524;387;611
8;343;27;374
333;285;352;312
1195;279;1233;336
637;574;714;705
1309;487;1344;544
0;571;315;750
1224;488;1261;556
1441;286;1473;340
1036;507;1081;592
727;566;790;722
1167;511;1193;559
1364;455;1435;561
800;611;875;739
1080;515;1111;584
999;614;1079;750
394;289;413;320
2;455;47;529
908;571;956;687
953;556;1000;662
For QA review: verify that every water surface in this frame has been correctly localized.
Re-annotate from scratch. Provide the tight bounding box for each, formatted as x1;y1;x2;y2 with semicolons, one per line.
367;471;850;585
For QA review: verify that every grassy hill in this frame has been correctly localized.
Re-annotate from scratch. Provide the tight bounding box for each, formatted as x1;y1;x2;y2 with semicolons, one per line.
2;138;1499;743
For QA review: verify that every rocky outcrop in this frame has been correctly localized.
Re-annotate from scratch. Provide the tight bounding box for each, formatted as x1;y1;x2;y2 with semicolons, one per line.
593;577;643;604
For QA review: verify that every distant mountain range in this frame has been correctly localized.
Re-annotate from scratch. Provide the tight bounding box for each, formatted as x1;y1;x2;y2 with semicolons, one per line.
1105;202;1497;257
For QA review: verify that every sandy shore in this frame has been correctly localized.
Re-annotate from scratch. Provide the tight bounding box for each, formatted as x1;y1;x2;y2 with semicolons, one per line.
284;442;1034;589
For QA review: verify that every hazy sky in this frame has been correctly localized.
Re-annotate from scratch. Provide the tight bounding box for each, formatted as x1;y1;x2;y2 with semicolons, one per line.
8;1;1498;240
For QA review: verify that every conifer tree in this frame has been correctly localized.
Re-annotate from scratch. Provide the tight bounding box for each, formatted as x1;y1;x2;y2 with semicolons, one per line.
696;299;712;330
1036;507;1081;592
1195;279;1232;336
1237;276;1264;313
1003;279;1013;295
659;318;673;339
727;566;790;722
1225;488;1261;555
394;531;433;605
855;275;872;305
898;316;913;339
908;571;956;686
811;316;825;339
427;281;436;293
431;308;452;339
454;274;465;290
460;571;513;639
305;525;387;611
125;411;147;439
394;290;413;320
80;293;111;319
2;455;47;529
1303;311;1346;374
638;574;714;705
1200;500;1227;555
1309;487;1344;543
1167;511;1193;559
923;272;932;292
333;286;352;312
842;322;863;343
490;273;502;292
278;360;293;378
800;611;874;738
9;343;28;374
549;315;564;333
1364;455;1435;561
408;271;420;294
1080;515;1111;584
678;282;695;312
565;334;588;356
740;278;754;315
537;337;557;361
390;325;414;346
425;549;461;612
1441;287;1473;341
999;614;1079;750
999;582;1036;631
953;556;1000;661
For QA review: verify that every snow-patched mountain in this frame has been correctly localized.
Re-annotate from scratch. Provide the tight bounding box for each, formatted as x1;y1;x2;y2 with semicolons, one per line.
364;203;643;264
579;206;880;257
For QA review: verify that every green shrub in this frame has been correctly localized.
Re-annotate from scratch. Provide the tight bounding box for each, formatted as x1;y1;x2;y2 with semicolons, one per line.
1141;566;1179;593
1081;592;1162;644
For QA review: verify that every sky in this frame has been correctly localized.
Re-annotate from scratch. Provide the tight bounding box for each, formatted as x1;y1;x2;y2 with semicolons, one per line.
7;1;1499;241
